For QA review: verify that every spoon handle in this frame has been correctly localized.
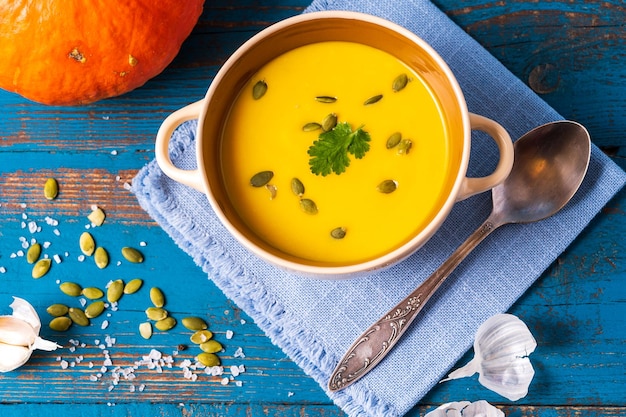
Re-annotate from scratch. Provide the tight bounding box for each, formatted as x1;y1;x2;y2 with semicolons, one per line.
328;215;502;392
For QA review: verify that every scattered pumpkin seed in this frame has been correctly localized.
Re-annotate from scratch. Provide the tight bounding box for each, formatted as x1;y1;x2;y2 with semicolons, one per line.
85;301;105;318
69;307;89;326
200;340;224;353
392;73;409;92
32;258;51;279
107;279;124;303
315;95;337;103
122;247;144;263
49;316;72;332
154;317;177;331
252;80;267;100
94;246;109;269
149;287;165;308
139;322;153;340
123;278;144;294
302;122;322;132
291;178;305;197
265;183;277;200
60;281;83;297
196;352;220;367
364;94;383;105
145;307;168;321
322;113;338;131
300;198;318;215
79;232;96;256
26;243;41;264
82;287;104;300
182;316;208;331
331;227;347;239
397;139;413;155
46;304;69;317
190;330;214;344
250;170;274;187
377;179;398;194
386;132;402;149
44;177;59;200
128;54;138;66
87;207;106;226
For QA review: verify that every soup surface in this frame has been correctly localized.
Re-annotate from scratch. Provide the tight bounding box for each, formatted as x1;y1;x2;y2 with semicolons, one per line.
221;41;457;265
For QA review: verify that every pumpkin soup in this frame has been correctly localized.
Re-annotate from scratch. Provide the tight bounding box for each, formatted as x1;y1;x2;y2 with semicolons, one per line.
221;41;458;265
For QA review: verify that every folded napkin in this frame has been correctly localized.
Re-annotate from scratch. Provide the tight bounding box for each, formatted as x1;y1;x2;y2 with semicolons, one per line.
132;0;626;415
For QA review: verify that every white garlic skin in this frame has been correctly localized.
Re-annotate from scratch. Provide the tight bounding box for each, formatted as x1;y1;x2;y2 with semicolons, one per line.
0;297;60;373
425;400;505;417
443;313;537;401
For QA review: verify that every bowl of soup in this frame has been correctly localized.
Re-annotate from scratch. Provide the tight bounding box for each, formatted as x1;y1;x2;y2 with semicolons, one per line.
154;11;514;279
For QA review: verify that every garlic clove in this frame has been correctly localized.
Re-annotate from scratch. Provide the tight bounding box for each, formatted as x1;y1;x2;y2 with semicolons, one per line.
442;313;537;401
9;296;43;333
0;316;38;347
425;400;504;417
0;342;32;372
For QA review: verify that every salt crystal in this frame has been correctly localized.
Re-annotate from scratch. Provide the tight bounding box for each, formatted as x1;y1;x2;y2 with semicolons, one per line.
20;203;26;208
115;175;121;181
103;358;113;367
235;381;243;387
43;241;51;249
79;298;87;307
22;213;27;220
288;392;294;397
138;384;145;392
89;362;94;368
139;241;147;246
238;365;246;373
60;360;69;369
101;320;109;330
10;253;16;258
111;150;118;156
89;375;98;382
16;250;24;257
21;241;29;249
77;254;85;262
230;365;240;377
226;330;234;339
233;347;245;358
53;254;62;264
107;385;115;392
0;267;6;273
240;319;246;325
53;229;60;236
220;377;229;385
69;346;76;353
28;221;37;233
20;221;26;229
123;182;131;190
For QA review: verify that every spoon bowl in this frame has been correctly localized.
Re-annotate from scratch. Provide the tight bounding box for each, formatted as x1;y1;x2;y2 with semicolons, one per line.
328;120;591;391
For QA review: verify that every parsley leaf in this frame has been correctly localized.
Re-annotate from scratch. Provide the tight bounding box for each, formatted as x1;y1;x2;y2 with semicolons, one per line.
307;122;371;176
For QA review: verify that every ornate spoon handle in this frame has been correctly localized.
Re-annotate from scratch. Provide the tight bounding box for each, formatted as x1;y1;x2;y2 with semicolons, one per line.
328;217;502;392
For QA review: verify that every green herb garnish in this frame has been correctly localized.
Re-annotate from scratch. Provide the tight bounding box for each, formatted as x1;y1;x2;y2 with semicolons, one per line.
307;122;371;176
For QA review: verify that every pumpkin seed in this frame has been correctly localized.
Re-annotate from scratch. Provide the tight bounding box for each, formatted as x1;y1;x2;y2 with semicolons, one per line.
94;247;109;269
364;94;383;105
291;178;305;197
60;281;83;297
200;340;224;353
377;179;398;194
128;54;138;66
107;279;124;303
154;317;177;331
69;307;89;326
302;122;322;132
149;287;165;308
182;316;208;331
265;183;277;200
196;352;220;367
82;287;104;300
315;95;337;103
322;113;338;131
252;80;267;100
386;132;402;149
250;170;274;187
46;304;69;317
139;322;152;340
145;307;168;321
85;301;105;318
124;278;144;294
87;207;106;226
44;177;59;200
122;247;144;263
331;227;347;239
190;330;214;344
32;258;51;279
79;232;96;256
397;139;413;155
299;198;318;215
26;243;41;264
49;316;72;332
392;73;409;92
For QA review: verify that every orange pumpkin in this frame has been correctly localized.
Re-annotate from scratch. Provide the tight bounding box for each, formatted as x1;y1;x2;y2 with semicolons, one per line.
0;1;204;105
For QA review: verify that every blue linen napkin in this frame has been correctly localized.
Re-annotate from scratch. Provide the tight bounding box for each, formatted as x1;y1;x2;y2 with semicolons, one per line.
132;0;626;415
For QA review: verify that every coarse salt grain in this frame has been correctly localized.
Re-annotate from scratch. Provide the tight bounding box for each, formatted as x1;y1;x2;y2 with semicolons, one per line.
53;229;60;236
226;330;234;339
220;377;229;385
0;267;6;273
101;320;109;330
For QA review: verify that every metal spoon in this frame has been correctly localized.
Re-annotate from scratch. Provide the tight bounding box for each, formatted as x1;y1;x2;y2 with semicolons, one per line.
328;120;591;392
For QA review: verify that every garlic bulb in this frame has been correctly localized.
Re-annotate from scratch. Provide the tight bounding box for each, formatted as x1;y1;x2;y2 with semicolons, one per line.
425;400;504;417
0;297;60;372
442;313;536;401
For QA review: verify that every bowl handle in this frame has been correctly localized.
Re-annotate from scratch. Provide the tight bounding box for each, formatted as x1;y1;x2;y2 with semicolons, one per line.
154;100;205;193
457;113;514;201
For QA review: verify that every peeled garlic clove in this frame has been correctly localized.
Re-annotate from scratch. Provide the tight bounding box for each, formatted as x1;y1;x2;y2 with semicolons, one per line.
425;400;504;417
0;342;32;372
442;313;537;401
0;316;39;346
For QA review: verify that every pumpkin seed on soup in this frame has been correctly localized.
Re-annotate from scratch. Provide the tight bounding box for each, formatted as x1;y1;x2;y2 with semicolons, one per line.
44;177;59;200
291;178;305;197
322;113;338;131
397;139;413;155
315;95;337;103
386;132;402;149
252;80;267;100
265;183;277;200
364;94;383;105
331;227;347;239
250;170;274;187
302;122;322;132
392;73;410;92
299;198;318;215
377;179;398;194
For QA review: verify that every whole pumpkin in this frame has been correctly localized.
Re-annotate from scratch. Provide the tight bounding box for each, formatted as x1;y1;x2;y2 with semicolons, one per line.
0;1;204;105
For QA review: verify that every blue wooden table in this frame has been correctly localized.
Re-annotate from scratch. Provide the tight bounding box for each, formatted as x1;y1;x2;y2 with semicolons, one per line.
1;1;624;416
